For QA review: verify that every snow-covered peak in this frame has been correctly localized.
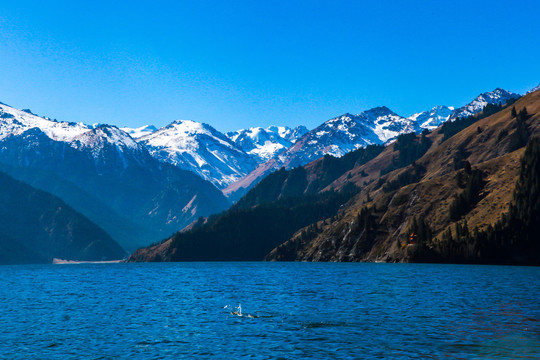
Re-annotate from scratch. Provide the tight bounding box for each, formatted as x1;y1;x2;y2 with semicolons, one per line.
0;102;90;142
227;125;309;162
266;125;309;143
120;124;157;139
353;107;414;143
310;106;413;147
450;88;521;120
272;107;412;168
362;106;395;119
72;125;140;151
138;120;256;188
141;120;237;152
408;105;454;131
285;125;309;142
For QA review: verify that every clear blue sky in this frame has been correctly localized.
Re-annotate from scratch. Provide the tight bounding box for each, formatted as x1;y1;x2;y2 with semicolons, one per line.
0;0;539;132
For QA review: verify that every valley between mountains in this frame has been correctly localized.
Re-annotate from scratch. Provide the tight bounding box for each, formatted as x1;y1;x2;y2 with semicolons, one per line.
1;86;538;264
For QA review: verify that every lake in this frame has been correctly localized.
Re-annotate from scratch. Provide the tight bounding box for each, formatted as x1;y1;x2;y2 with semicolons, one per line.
0;262;538;359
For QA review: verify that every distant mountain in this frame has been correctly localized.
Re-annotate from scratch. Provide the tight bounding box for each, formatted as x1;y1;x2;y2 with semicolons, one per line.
138;120;258;188
450;88;520;120
226;125;308;162
0;171;125;264
0;103;229;251
408;105;454;131
279;107;412;166
224;107;413;199
120;124;157;138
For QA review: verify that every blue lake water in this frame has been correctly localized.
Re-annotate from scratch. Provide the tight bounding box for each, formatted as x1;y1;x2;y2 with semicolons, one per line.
0;262;539;359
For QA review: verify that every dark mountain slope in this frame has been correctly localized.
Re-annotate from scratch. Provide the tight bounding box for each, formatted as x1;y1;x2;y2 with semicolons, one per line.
0;172;125;264
129;188;358;262
129;143;385;262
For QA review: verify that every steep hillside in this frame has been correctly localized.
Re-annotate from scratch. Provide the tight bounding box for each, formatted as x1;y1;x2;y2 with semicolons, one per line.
0;172;125;264
129;187;358;262
128;145;387;262
234;144;384;209
269;90;539;264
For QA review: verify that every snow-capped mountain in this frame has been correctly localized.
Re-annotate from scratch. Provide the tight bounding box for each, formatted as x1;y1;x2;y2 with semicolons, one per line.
408;105;455;131
0;102;229;250
280;107;412;168
226;125;309;162
0;103;149;162
277;107;417;166
0;104;90;142
450;88;520;120
120;124;157;139
527;84;540;94
138;120;258;188
225;88;523;201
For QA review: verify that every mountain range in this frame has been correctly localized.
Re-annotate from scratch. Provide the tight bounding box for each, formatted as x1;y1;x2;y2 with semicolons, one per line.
0;85;535;263
0;103;229;253
116;88;520;197
130;86;540;265
223;88;521;200
449;88;520;119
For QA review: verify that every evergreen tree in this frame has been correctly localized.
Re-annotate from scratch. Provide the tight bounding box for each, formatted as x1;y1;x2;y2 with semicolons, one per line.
449;169;484;221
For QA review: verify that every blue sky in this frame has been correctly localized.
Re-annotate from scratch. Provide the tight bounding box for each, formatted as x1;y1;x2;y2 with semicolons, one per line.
0;0;539;132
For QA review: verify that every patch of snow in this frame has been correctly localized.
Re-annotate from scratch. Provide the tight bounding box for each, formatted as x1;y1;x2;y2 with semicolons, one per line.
120;125;158;139
226;125;308;163
0;103;90;142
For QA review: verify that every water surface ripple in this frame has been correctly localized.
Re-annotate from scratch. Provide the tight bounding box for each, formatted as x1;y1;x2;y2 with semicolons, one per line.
0;262;538;359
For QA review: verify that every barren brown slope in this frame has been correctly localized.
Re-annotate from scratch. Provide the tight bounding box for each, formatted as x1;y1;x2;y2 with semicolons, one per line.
267;90;540;263
129;238;174;262
327;90;540;193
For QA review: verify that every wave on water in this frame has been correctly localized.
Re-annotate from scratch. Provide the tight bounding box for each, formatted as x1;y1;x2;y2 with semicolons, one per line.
224;304;258;318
